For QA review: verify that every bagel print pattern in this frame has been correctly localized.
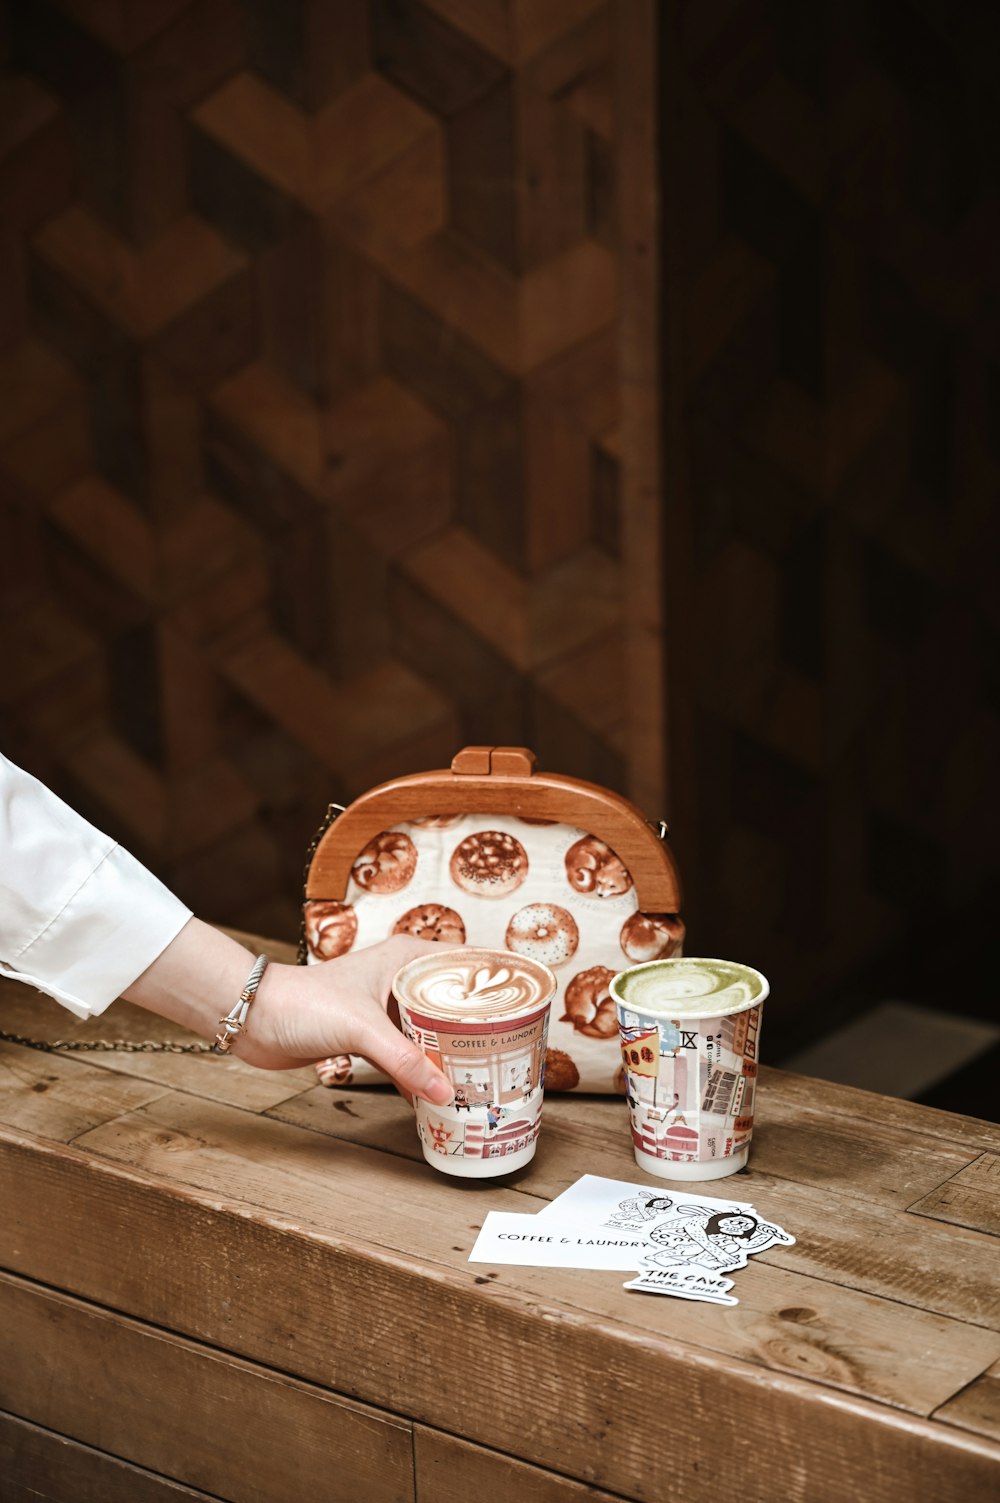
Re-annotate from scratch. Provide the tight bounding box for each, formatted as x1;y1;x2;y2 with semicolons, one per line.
306;813;684;1093
505;904;579;967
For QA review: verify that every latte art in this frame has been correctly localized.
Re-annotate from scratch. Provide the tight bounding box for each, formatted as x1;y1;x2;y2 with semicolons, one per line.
413;964;541;1016
612;957;768;1019
395;947;555;1021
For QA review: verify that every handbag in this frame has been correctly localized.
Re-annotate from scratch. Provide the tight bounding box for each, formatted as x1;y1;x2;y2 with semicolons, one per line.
301;746;684;1093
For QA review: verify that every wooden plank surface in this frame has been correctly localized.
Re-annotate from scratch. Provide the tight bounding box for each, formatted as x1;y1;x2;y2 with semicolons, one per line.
55;1045;319;1114
535;1098;1000;1330
2;1124;999;1503
413;1425;629;1502
267;1079;435;1160
3;949;1000;1503
273;1076;995;1213
763;1069;1000;1156
0;1041;169;1142
0;1015;315;1116
0;961;321;1114
742;1086;981;1208
909;1153;1000;1236
0;1271;413;1503
71;1088;534;1242
0;1409;216;1503
934;1361;1000;1445
64;1088;1000;1411
272;1082;1000;1332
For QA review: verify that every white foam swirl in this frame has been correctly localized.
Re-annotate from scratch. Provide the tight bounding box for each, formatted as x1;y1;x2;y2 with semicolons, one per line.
397;949;553;1020
613;958;767;1017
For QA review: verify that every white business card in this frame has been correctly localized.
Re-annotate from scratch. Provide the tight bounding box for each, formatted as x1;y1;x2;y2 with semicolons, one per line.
468;1210;649;1269
535;1173;756;1228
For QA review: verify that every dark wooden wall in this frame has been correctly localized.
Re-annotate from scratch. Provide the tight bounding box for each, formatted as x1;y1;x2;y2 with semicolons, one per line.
1;0;996;1040
0;0;654;949
660;0;1000;1034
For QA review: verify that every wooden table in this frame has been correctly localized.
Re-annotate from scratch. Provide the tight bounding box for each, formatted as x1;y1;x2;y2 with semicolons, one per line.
2;946;999;1503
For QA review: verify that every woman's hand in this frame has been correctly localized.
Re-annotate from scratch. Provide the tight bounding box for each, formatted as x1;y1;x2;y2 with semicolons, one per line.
123;920;453;1106
235;934;453;1104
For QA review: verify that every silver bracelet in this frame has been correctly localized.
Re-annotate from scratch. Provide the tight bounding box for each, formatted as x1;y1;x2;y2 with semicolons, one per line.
214;954;269;1055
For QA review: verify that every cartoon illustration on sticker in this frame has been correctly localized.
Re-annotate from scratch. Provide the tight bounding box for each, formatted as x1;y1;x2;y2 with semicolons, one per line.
623;1202;796;1304
645;1209;776;1270
605;1192;676;1228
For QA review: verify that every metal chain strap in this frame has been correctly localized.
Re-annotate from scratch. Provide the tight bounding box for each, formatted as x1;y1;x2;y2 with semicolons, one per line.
297;801;345;965
0;1031;215;1054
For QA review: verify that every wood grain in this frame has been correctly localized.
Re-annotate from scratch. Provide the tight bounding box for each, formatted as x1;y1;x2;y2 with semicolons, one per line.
759;1070;1000;1157
0;1040;169;1142
69;1088;535;1244
3;1126;998;1503
909;1154;1000;1236
5;0;997;1046
4;0;653;968
413;1424;628;1502
246;1090;1000;1413
934;1362;1000;1445
305;746;682;909
0;974;316;1115
715;1085;981;1209
530;1098;1000;1329
34;208;246;339
266;1081;429;1160
45;1046;318;1116
0;1408;213;1503
0;1270;414;1503
3;924;1000;1503
272;1075;985;1214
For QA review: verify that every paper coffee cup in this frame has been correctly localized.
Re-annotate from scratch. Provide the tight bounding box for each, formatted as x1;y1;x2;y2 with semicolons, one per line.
611;957;769;1181
393;947;557;1179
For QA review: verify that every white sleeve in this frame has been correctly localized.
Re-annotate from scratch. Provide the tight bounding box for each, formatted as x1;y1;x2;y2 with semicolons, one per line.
0;753;192;1018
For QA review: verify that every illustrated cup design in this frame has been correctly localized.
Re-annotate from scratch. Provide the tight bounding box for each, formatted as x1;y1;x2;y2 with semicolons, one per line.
393;947;557;1179
611;958;769;1182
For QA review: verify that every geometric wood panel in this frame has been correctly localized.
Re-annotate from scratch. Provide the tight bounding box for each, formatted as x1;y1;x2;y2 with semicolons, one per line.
3;0;994;1041
659;0;1000;1038
0;0;656;946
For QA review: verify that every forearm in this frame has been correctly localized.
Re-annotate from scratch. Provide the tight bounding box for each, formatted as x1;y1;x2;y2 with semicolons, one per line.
122;920;453;1105
121;917;251;1044
2;755;450;1105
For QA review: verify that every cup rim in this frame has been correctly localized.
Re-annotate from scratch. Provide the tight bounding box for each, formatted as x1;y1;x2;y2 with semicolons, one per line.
611;955;769;1020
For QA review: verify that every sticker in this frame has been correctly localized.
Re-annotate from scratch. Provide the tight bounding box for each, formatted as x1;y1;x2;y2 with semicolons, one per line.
468;1174;796;1306
624;1203;795;1303
535;1173;755;1225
